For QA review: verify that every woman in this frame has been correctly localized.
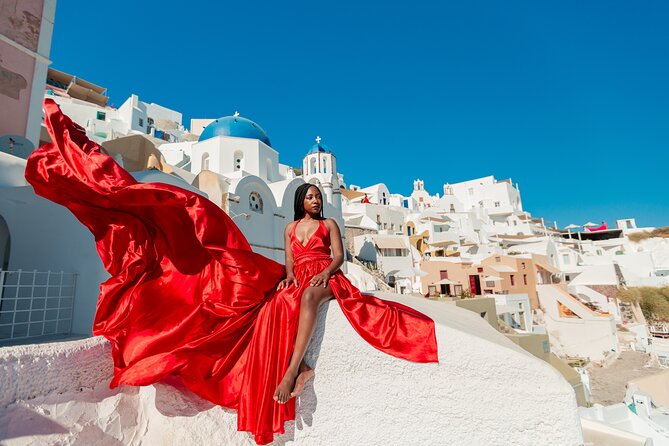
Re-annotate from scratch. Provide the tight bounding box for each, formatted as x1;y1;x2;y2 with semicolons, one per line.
273;183;342;404
26;99;438;445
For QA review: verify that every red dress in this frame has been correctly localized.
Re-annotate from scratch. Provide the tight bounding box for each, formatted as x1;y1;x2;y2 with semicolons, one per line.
25;99;438;445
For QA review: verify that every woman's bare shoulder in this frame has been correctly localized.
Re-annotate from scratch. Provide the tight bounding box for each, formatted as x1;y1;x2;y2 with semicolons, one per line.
285;220;296;233
323;218;339;231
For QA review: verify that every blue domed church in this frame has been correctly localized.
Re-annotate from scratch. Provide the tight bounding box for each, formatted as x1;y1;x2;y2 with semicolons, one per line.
194;113;281;182
156;114;343;262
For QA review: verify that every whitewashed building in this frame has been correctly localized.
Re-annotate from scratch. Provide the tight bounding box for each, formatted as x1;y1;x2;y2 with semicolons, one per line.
158;119;345;262
44;69;189;146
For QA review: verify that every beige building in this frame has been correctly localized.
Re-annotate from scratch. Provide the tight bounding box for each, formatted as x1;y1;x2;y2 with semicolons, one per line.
421;254;559;309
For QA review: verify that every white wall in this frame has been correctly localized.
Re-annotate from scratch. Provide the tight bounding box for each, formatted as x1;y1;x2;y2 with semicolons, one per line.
0;187;107;335
0;294;583;445
192;137;279;183
537;284;618;361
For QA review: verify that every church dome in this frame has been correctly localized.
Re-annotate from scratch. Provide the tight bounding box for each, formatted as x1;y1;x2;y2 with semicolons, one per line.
198;115;271;146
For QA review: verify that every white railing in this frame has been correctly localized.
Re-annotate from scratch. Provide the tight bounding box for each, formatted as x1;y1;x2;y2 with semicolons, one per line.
0;270;77;344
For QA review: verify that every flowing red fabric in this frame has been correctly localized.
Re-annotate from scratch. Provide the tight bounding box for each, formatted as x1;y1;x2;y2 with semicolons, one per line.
25;99;439;445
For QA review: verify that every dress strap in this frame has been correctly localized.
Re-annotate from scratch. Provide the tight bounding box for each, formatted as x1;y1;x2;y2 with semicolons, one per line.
290;219;300;240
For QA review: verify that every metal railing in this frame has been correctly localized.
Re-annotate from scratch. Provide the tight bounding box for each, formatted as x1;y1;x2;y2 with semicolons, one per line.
0;270;77;344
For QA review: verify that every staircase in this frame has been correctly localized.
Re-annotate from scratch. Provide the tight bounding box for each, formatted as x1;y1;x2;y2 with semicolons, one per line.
348;253;393;292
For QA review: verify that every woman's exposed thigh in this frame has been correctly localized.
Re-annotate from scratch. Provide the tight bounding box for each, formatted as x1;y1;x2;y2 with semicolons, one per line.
302;285;335;305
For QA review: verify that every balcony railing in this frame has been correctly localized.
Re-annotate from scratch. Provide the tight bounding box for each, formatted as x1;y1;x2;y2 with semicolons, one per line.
0;270;77;344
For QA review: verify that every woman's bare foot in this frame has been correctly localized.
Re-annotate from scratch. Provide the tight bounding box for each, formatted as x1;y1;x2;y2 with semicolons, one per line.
274;369;298;404
290;362;315;398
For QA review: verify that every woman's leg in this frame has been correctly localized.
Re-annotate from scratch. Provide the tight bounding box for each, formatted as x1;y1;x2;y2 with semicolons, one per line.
274;285;333;403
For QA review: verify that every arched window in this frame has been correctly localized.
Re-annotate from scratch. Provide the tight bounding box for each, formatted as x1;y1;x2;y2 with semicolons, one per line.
201;152;210;171
249;191;263;214
233;150;244;171
310;157;317;174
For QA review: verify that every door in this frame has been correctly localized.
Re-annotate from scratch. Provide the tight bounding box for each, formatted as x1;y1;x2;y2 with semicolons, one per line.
468;275;481;295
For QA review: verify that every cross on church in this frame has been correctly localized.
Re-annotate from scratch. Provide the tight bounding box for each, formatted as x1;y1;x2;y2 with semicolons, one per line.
233;111;240;118
315;136;321;144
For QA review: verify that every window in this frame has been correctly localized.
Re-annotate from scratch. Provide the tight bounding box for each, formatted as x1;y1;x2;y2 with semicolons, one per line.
439;270;448;279
399;225;403;231
390;223;395;230
96;111;106;121
521;262;526;269
201;152;210;171
395;248;403;256
494;201;500;207
450;204;455;212
523;274;527;285
383;223;387;229
510;275;515;286
513;220;518;226
562;254;570;264
495;256;501;262
138;118;144;127
249;192;263;213
477;267;483;273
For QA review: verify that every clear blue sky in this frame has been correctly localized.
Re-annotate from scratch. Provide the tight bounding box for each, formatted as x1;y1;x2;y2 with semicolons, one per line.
50;1;669;228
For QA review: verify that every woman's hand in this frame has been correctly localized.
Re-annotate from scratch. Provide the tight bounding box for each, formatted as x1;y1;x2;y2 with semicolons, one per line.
278;275;298;290
310;270;331;288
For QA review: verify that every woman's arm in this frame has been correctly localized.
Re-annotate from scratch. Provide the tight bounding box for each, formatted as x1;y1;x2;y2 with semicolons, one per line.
278;222;298;289
324;218;344;274
310;219;345;287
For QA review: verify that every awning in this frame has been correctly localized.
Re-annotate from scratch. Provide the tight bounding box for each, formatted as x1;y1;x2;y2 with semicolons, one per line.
372;236;407;250
429;239;458;247
340;188;366;200
531;254;559;274
436;278;459;285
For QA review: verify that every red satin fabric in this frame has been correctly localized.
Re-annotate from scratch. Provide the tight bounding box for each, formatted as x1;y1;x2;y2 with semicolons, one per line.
25;99;438;445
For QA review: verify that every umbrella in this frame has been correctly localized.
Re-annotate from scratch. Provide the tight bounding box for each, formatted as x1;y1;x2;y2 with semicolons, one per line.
583;222;597;228
564;223;580;238
483;275;503;282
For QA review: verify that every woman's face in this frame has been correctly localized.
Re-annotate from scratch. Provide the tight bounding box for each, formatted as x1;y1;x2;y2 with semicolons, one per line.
303;186;322;216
